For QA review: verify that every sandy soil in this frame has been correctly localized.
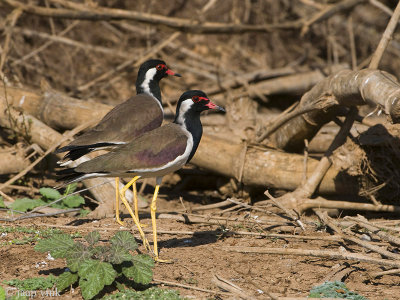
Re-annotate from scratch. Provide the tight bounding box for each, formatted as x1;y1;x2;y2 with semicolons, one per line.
1;196;399;300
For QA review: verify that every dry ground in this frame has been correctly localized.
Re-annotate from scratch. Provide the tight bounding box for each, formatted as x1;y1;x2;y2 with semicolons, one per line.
1;195;400;300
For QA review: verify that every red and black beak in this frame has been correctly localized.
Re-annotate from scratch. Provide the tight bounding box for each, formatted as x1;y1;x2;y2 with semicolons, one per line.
166;69;182;77
205;100;225;112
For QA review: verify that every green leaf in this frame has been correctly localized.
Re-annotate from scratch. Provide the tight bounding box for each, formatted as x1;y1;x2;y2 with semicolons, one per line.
0;285;5;300
39;187;62;200
9;198;45;212
0;196;6;208
78;259;117;300
84;231;100;245
56;271;79;291
63;195;85;208
79;209;91;217
65;242;91;272
64;183;78;195
108;244;133;264
34;234;75;258
102;287;183;300
122;254;154;284
4;275;56;290
309;281;367;299
110;231;138;251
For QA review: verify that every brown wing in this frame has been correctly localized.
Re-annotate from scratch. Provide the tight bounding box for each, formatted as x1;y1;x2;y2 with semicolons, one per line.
68;94;163;147
75;123;188;173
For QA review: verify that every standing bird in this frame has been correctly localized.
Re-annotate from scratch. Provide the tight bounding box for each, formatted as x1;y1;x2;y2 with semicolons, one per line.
58;90;225;261
55;59;181;225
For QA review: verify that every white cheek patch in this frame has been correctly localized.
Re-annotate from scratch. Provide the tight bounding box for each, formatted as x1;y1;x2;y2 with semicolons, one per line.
176;99;193;125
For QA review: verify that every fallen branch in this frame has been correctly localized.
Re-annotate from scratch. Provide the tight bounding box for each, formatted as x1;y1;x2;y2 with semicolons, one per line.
314;210;400;261
212;274;255;300
344;215;400;246
222;246;400;269
153;278;232;296
0;208;80;221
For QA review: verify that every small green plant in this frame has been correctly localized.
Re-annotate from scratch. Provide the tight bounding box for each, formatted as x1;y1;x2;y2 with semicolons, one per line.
35;231;154;300
0;196;6;208
8;183;85;213
0;225;80;246
0;286;5;299
102;287;184;299
4;275;57;291
309;281;368;299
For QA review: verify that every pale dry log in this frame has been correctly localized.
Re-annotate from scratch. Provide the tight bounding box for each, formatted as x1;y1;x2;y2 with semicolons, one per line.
191;134;358;194
0;146;30;174
263;69;400;152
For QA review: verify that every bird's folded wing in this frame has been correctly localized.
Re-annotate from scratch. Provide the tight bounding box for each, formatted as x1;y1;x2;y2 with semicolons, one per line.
75;123;188;173
68;94;163;147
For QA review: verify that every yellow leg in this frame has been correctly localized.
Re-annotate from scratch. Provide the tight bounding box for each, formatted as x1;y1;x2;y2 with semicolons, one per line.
133;182;139;220
132;182;147;227
115;177;125;226
150;185;171;263
150;185;160;260
119;176;152;252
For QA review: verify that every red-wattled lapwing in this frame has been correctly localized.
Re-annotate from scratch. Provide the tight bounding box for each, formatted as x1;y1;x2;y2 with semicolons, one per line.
57;90;225;261
55;59;181;225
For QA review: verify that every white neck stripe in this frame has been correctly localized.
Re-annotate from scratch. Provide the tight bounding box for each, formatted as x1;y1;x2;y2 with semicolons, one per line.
140;68;162;110
176;99;193;128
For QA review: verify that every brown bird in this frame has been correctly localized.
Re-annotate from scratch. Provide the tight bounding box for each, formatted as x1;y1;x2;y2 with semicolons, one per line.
55;59;181;225
58;90;225;261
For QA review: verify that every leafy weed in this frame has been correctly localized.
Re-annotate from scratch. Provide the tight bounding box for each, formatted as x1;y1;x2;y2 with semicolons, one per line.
309;281;368;299
7;183;85;213
35;231;154;300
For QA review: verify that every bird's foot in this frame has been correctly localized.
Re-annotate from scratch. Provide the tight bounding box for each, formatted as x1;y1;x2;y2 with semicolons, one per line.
154;256;173;264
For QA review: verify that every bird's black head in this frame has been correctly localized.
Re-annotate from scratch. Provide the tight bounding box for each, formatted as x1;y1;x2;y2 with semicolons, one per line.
138;59;181;81
136;59;181;101
174;90;225;124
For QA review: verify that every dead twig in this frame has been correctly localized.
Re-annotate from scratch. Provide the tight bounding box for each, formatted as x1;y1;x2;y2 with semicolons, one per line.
5;0;301;34
0;208;80;222
77;31;181;92
295;107;357;198
265;191;305;231
212;274;255;300
153;278;232;296
369;0;400;68
314;210;400;261
370;268;400;278
0;8;22;76
301;0;366;36
344;215;400;246
223;246;400;269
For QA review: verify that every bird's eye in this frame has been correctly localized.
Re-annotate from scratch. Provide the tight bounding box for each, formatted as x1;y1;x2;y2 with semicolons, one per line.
192;96;200;102
156;64;165;71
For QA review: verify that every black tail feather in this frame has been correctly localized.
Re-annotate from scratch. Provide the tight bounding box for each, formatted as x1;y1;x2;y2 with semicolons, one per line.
56;142;119;161
56;167;85;185
63;148;93;162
